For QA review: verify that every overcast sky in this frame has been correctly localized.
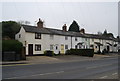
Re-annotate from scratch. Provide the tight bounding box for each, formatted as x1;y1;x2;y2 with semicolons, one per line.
2;1;118;37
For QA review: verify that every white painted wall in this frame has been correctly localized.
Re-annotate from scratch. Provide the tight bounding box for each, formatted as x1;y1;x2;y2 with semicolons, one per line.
15;26;26;47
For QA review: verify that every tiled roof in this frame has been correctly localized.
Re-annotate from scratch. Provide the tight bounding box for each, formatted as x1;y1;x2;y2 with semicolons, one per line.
22;25;116;41
22;25;84;37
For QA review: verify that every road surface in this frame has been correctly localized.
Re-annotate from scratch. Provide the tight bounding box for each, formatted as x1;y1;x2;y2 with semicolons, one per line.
2;56;118;79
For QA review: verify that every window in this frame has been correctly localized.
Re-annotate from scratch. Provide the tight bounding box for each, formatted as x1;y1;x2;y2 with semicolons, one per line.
50;45;54;50
50;35;54;39
65;36;68;40
75;37;77;41
75;45;77;49
35;33;41;39
85;38;87;41
95;46;97;48
19;34;21;38
35;44;41;51
65;45;68;49
56;46;58;50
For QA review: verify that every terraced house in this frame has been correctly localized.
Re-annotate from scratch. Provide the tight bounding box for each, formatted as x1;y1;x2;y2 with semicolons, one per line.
15;19;119;55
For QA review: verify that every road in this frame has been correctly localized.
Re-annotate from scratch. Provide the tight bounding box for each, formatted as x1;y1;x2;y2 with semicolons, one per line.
2;56;118;79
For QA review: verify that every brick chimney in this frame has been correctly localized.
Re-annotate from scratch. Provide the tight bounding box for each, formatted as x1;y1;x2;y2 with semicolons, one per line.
37;18;43;28
80;28;85;34
62;24;67;32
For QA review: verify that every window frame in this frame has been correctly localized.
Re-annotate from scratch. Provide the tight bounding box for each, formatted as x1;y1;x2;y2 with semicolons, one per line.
65;45;68;49
35;44;41;51
35;33;41;39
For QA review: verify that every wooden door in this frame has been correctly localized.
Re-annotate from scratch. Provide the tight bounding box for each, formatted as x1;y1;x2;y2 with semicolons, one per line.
28;44;33;56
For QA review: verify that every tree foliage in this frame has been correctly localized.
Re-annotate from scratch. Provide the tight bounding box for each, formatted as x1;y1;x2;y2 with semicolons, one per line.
2;21;21;39
68;20;80;32
2;40;23;53
102;29;114;38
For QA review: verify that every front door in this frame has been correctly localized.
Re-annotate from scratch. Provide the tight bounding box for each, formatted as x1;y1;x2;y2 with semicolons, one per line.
28;44;33;56
107;45;110;52
61;44;64;54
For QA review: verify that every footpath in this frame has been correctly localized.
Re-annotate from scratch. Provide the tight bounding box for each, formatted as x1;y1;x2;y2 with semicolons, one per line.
1;54;118;65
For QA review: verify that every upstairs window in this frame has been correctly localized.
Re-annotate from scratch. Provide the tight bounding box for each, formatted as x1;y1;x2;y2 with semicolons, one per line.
35;33;41;39
50;35;54;40
75;37;77;41
92;39;94;42
35;44;41;51
65;36;68;40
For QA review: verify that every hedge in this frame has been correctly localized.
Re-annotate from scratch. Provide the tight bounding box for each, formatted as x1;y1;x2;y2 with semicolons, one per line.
66;49;94;57
2;40;23;54
44;50;54;56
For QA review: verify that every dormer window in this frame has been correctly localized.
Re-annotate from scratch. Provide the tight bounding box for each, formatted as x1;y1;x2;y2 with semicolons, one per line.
35;33;41;39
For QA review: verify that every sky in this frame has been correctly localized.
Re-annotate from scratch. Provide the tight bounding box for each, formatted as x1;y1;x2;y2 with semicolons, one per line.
1;1;118;37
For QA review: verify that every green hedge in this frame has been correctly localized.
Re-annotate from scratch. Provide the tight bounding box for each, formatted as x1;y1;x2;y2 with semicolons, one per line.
66;49;94;57
44;50;54;56
2;40;23;54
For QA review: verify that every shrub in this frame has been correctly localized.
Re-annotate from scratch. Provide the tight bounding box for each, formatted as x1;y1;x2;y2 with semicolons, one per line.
44;50;54;56
65;49;94;57
2;40;23;54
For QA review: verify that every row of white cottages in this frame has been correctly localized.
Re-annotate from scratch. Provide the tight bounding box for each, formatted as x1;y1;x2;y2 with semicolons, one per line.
15;20;119;55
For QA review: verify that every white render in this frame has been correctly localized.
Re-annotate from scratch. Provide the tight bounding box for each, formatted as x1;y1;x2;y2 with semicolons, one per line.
15;26;119;55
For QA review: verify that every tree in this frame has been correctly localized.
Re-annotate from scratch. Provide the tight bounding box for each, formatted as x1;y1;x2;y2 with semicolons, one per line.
2;21;21;39
17;20;30;25
103;29;107;35
102;29;114;38
68;20;80;32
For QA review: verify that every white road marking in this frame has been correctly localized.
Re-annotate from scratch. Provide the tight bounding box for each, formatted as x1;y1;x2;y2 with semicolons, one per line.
100;76;108;79
112;73;117;75
5;71;64;79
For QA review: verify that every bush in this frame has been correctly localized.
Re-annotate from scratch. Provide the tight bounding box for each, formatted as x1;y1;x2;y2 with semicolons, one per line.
65;49;94;57
44;50;54;56
2;40;23;54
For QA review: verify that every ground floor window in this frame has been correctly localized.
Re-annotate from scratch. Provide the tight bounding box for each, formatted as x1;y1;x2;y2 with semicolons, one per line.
50;45;54;50
65;45;68;49
35;44;41;51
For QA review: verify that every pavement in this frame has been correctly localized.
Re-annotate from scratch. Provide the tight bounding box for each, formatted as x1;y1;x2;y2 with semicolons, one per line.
1;53;118;65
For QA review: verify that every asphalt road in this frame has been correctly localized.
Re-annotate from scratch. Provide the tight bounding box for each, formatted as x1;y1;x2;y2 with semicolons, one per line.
2;56;118;79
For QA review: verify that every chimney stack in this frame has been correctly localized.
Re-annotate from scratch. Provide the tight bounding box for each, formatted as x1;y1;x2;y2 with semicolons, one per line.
80;28;85;34
37;18;43;28
62;24;67;32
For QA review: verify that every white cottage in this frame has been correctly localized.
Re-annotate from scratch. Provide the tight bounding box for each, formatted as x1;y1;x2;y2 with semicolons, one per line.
15;19;119;55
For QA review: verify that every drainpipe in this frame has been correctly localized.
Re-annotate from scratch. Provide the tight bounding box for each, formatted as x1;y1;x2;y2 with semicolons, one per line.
71;36;72;49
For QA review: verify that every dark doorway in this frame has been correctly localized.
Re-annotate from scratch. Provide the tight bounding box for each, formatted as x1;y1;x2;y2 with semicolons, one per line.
21;47;26;60
28;44;33;56
107;46;110;52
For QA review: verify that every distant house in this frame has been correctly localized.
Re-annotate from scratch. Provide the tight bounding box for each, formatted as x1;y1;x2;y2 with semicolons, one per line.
15;19;119;55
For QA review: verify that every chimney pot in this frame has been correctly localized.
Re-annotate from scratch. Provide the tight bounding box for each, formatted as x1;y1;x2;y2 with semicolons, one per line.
62;24;67;32
80;28;85;34
37;18;43;28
